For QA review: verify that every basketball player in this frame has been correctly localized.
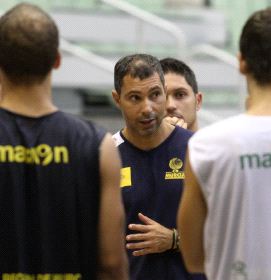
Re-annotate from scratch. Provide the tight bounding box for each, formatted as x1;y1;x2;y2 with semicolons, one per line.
0;3;128;279
178;7;271;280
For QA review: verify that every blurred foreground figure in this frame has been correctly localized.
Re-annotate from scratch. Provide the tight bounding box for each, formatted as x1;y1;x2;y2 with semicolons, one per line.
178;7;271;280
0;3;128;279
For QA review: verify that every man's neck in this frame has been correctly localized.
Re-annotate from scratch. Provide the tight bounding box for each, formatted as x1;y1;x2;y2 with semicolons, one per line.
122;120;175;151
189;121;198;132
0;75;58;117
246;79;271;116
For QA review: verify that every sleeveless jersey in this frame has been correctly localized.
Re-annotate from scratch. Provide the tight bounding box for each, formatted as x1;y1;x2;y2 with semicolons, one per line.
0;108;106;279
189;114;271;280
114;127;199;280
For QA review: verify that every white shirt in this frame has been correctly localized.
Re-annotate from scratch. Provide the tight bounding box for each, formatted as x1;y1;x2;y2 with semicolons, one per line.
189;114;271;280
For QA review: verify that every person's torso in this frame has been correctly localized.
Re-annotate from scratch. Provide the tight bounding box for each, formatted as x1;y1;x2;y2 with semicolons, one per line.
189;114;271;280
114;126;194;280
0;108;106;278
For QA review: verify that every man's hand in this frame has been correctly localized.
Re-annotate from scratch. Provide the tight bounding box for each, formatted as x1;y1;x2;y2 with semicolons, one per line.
126;213;173;256
164;116;188;129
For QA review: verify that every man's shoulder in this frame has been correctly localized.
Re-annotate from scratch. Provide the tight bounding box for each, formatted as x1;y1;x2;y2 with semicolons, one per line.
59;111;102;130
192;114;243;143
189;115;246;155
54;111;107;141
112;131;124;147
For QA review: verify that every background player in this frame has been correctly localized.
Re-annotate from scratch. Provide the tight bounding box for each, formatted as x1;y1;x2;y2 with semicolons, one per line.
160;57;202;132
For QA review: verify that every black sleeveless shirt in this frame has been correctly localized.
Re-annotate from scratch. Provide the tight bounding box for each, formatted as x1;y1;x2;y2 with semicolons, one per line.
114;127;196;280
0;108;106;279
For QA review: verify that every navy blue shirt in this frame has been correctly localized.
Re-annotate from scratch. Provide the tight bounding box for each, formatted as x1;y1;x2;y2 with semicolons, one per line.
0;108;106;279
114;126;205;280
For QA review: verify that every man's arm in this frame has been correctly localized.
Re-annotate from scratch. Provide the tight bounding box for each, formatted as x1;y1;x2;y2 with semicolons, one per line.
126;212;174;256
97;133;129;280
177;150;207;273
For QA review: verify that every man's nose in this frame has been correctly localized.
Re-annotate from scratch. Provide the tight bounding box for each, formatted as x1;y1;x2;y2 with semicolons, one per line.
166;96;176;112
141;99;153;114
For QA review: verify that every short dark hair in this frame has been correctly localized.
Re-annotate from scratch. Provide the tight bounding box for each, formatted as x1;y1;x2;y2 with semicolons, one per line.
240;8;271;85
160;57;198;93
0;3;59;85
114;54;165;94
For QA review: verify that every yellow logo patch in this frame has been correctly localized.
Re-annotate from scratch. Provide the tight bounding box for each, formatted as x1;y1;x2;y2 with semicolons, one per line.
165;157;185;180
120;167;132;188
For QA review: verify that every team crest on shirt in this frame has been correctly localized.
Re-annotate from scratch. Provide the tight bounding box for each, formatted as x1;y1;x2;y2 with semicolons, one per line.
165;158;185;180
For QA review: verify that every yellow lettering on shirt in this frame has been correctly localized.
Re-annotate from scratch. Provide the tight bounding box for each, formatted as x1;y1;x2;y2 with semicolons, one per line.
2;273;82;280
0;144;69;165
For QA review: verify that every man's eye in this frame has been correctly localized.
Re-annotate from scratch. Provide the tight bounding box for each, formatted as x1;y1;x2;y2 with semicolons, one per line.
151;91;161;98
130;95;140;101
175;92;186;98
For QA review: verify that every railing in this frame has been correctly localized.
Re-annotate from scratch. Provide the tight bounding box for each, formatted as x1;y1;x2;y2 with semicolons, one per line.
187;43;245;112
187;43;238;68
101;0;187;58
102;0;245;119
60;39;114;73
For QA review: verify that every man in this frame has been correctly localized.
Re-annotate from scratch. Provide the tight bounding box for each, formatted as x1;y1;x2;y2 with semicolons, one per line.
178;7;271;280
160;59;206;280
0;3;128;279
112;53;204;280
160;57;202;132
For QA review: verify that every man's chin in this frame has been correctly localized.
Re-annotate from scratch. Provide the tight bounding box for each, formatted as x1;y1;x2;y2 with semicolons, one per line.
138;127;157;137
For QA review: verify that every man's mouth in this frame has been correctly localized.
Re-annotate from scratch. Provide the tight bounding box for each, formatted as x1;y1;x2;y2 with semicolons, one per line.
139;118;156;127
167;113;184;120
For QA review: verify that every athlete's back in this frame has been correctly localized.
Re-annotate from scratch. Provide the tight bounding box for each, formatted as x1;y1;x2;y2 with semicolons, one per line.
0;110;102;276
189;114;271;279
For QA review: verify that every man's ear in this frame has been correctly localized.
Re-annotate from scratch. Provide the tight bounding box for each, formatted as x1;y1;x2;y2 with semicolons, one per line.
112;90;121;108
53;51;61;69
238;52;248;75
195;92;203;111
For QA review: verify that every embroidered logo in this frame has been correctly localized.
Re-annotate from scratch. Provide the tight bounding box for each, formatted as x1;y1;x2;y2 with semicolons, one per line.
165;158;185;180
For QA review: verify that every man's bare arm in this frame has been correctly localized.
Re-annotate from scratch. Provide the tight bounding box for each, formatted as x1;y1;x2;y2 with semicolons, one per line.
97;133;129;280
126;212;174;256
177;150;207;273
